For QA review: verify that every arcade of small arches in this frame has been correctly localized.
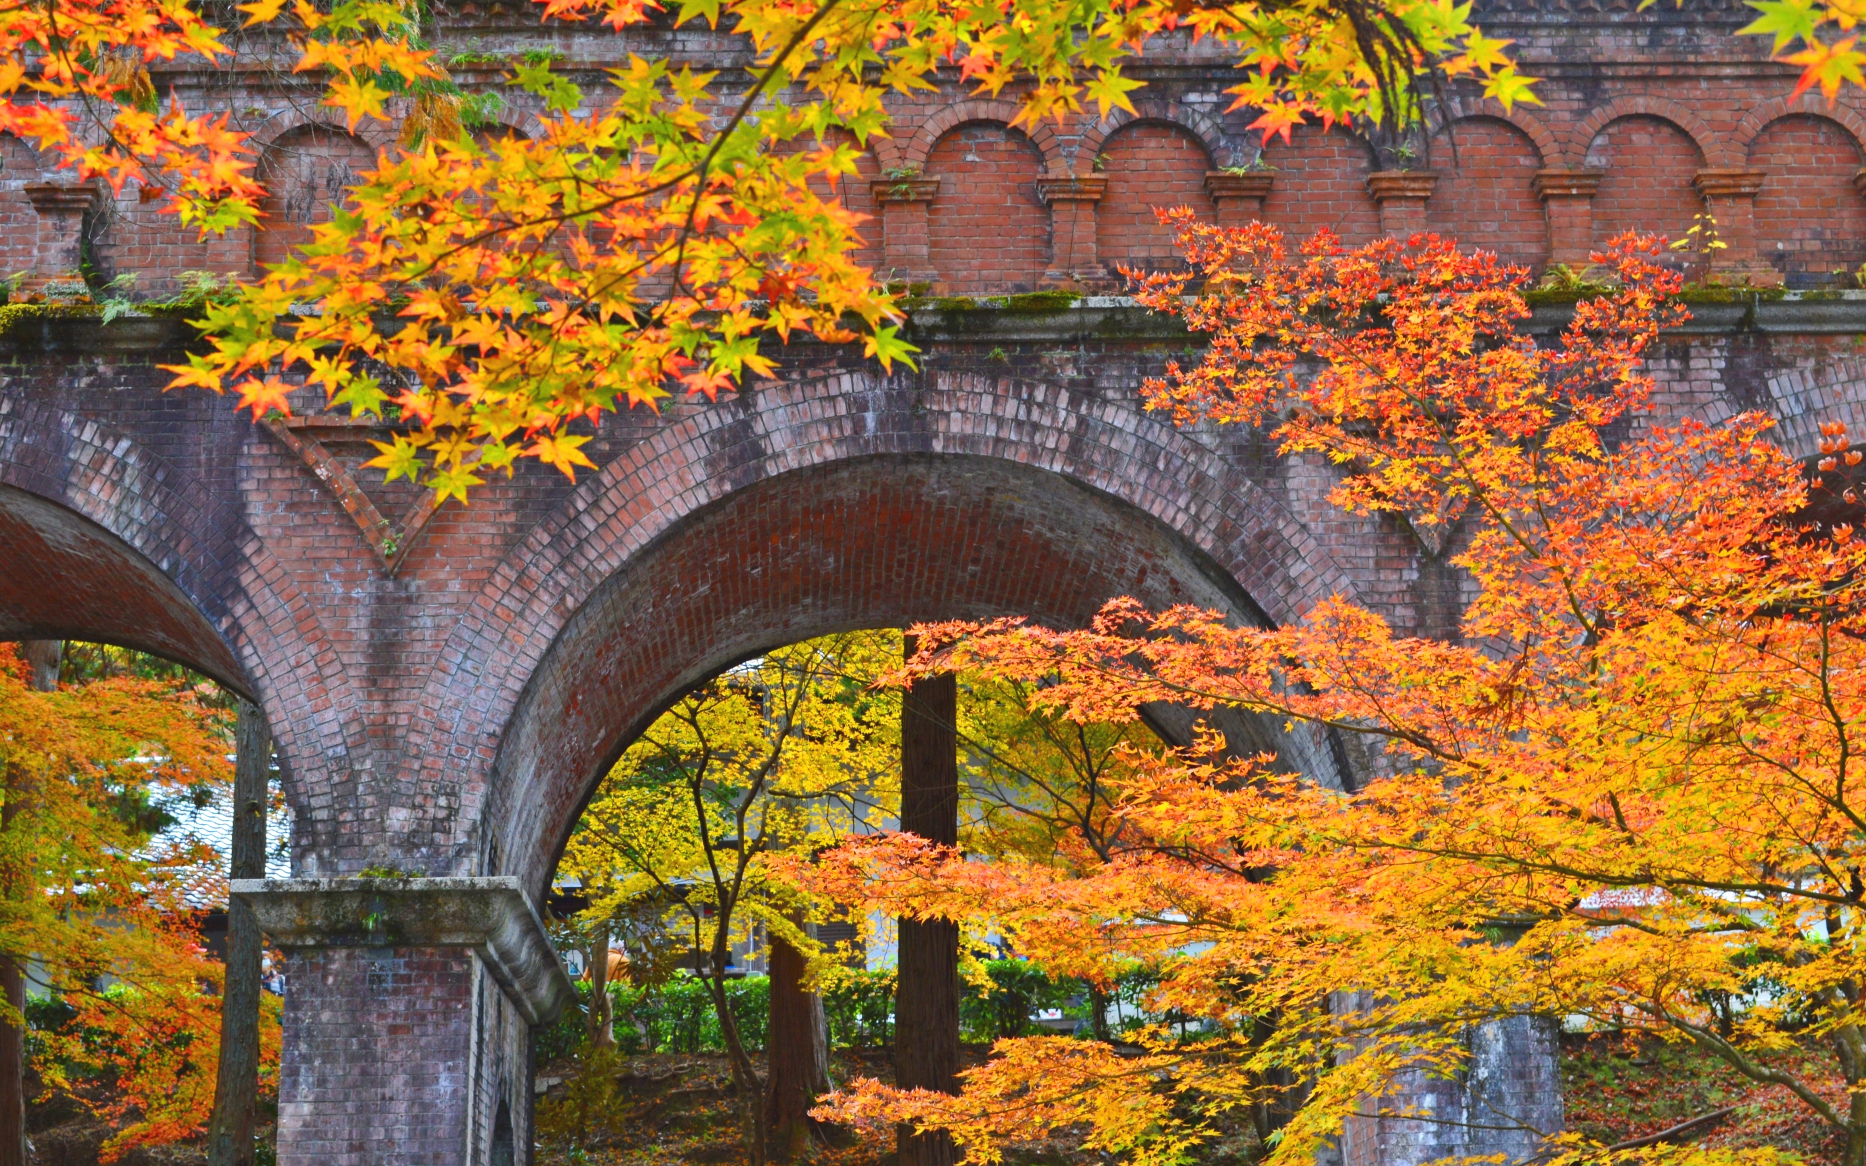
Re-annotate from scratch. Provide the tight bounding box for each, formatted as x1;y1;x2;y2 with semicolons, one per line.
7;88;1866;299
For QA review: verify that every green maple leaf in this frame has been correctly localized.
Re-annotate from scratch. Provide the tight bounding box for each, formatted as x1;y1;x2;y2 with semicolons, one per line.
1739;0;1823;53
863;324;918;372
1084;69;1144;120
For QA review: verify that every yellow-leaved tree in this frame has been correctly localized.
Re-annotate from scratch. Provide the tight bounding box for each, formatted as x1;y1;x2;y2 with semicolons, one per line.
556;629;902;1163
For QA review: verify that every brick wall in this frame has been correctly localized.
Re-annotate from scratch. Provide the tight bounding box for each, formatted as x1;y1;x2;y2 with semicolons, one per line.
1749;115;1866;285
1586;115;1706;250
925;123;1050;293
1427;117;1548;268
1260;124;1381;247
278;947;475;1163
1094;122;1214;276
0;134;43;281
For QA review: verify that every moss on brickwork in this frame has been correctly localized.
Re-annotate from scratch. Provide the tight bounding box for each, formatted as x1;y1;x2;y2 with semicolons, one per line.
0;302;97;337
906;290;1081;314
1522;286;1792;307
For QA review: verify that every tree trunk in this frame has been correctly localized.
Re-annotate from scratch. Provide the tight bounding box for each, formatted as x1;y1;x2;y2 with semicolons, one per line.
895;639;960;1166
1087;982;1112;1043
704;930;768;1166
585;920;615;1050
766;916;830;1161
0;641;57;1166
207;700;270;1166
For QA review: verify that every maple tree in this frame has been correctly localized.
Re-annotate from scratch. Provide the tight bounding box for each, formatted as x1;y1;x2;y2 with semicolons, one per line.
792;222;1866;1166
0;643;271;1159
4;0;1863;502
556;630;902;1164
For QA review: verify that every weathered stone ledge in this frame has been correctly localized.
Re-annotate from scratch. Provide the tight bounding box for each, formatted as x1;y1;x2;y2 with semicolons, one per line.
5;294;1866;361
231;875;577;1026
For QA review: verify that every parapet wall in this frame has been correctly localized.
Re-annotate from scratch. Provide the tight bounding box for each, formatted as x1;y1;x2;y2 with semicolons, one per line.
0;4;1858;297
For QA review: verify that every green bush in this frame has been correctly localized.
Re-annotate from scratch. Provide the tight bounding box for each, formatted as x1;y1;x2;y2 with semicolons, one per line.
960;959;1083;1043
538;975;771;1060
823;969;895;1048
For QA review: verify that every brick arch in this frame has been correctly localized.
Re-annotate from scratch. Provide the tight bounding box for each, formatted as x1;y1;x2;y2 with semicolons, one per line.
1744;111;1866;284
254;123;381;270
1435;100;1561;167
0;396;371;872
900;99;1066;174
922;119;1050;292
386;371;1359;889
251;110;395;156
1735;95;1866;159
1571;95;1723;167
1078;101;1232;171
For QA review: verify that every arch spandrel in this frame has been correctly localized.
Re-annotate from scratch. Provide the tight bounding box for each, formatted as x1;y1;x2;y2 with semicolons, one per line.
0;392;373;874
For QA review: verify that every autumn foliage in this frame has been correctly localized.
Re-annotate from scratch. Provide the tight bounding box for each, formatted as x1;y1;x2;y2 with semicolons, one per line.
791;223;1866;1166
0;647;271;1159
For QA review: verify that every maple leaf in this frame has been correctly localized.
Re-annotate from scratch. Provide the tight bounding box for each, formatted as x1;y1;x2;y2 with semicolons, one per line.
1246;103;1307;145
1786;35;1866;99
1084;68;1145;119
525;432;599;479
233;377;294;418
1740;0;1824;52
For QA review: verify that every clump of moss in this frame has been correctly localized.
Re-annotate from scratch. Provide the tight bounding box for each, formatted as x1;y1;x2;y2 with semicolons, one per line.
903;290;1081;314
0;301;101;337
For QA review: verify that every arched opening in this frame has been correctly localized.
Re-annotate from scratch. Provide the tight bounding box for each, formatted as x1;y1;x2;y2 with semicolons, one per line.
490;451;1345;900
1747;114;1866;286
1428;117;1547;269
1260;124;1380;246
1585;115;1706;251
0;482;245;692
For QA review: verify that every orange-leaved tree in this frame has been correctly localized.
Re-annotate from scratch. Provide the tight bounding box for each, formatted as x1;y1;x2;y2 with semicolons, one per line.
803;223;1866;1166
0;645;269;1159
149;0;1536;501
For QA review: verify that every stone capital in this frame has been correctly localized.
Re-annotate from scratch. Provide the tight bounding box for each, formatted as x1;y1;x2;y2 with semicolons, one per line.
23;183;100;216
1532;168;1605;200
1693;168;1766;199
1204;171;1274;202
1365;170;1438;202
1036;175;1108;204
870;175;941;204
231;876;576;1026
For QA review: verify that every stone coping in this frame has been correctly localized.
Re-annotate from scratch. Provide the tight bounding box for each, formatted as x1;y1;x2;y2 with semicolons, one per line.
230;876;577;1026
6;295;1866;356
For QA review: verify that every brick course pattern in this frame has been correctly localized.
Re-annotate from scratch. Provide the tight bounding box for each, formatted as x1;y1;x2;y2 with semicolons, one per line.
1;2;1865;1161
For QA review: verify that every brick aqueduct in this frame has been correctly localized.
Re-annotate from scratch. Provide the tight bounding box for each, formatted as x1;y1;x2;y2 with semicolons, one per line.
4;0;1866;1160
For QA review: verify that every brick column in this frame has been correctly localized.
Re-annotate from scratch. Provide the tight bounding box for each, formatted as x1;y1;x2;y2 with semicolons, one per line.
1037;174;1108;286
1366;171;1437;238
1204;171;1274;227
23;184;98;290
1693;168;1774;284
869;175;940;286
1532;168;1604;268
237;877;575;1166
